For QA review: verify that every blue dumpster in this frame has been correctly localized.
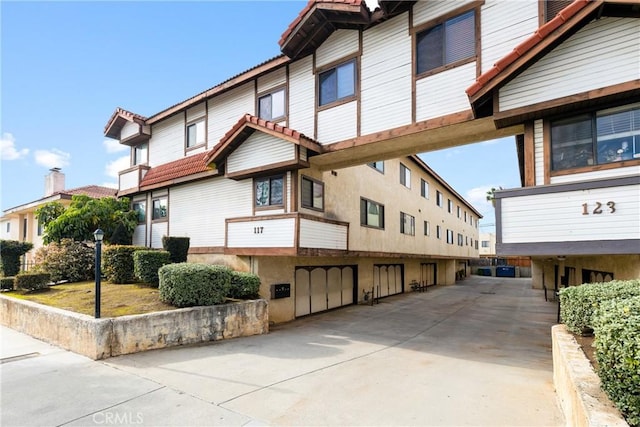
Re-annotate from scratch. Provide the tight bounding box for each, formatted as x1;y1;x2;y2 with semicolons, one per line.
496;266;516;277
478;267;492;276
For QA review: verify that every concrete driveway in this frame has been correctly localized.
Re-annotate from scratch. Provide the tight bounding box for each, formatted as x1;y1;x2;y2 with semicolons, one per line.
1;276;564;426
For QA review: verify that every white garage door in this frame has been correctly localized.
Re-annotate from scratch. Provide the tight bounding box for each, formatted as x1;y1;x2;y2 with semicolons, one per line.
295;265;356;317
373;264;404;298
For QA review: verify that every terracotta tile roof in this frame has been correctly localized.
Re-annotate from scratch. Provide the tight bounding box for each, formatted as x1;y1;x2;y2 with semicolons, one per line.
62;185;118;199
140;152;213;187
104;107;147;135
279;0;365;46
206;114;322;166
466;0;592;99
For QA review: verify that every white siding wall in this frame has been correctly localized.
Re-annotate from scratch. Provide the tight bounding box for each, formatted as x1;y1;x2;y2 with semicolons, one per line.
317;102;358;144
415;62;476;121
227;218;295;248
534;119;544;186
170;177;252;247
149;113;184;166
501;184;640;243
257;67;286;93
207;82;255;147
315;30;359;68
150;222;167;249
551;166;640;185
227;133;295;174
361;13;412;135
119;169;139;191
500;18;640;111
299;219;348;250
413;0;475;26
132;224;146;247
121;121;139;140
288;56;315;137
480;0;539;73
186;102;206;122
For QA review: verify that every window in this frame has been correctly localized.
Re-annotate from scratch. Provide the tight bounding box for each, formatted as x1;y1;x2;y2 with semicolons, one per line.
420;179;429;198
319;59;356;107
436;191;443;207
133;142;147;166
186;119;206;148
457;233;463;246
360;198;384;229
400;212;415;235
400;163;411;188
23;218;27;240
424;220;430;236
551;104;640;171
436;225;442;239
457;206;461;218
258;88;286;121
481;240;490;248
152;198;167;220
446;229;454;244
6;222;9;233
255;175;284;207
447;199;453;213
475;240;478;249
301;176;324;210
368;161;384;173
416;9;476;75
464;211;467;222
37;221;42;236
133;201;146;223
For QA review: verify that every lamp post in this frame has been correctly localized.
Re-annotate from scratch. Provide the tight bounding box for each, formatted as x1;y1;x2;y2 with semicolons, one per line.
93;228;104;319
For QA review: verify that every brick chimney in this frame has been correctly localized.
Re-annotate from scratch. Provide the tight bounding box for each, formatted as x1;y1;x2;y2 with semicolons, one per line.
45;168;65;196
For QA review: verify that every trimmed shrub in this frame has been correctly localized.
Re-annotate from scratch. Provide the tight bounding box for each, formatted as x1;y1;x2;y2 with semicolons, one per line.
593;296;640;427
133;250;171;286
15;272;51;291
559;279;640;334
158;263;232;307
1;277;14;291
162;236;190;263
103;245;147;284
0;240;33;277
33;239;94;283
228;271;261;299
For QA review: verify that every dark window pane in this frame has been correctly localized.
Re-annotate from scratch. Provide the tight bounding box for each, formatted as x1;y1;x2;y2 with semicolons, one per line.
270;177;283;205
417;24;443;73
259;95;272;120
319;70;337;106
255;179;269;206
301;178;312;207
337;61;355;99
551;115;593;170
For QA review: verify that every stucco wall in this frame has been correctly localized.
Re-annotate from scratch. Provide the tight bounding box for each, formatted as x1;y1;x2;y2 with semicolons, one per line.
531;255;640;289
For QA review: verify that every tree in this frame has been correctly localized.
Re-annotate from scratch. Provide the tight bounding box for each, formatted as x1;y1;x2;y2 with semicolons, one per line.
486;187;504;207
36;195;137;245
0;240;33;276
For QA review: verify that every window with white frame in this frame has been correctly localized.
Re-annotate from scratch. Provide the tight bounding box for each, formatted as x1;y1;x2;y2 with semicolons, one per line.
258;87;286;121
416;9;476;76
152;197;167;221
319;59;356;107
447;199;453;213
481;240;490;248
301;176;324;211
368;161;384;173
186;118;206;148
457;233;463;246
436;191;443;207
360;198;384;229
37;221;42;236
436;225;442;239
255;175;284;207
400;212;415;235
400;163;411;188
446;229;454;244
133;142;148;166
457;206;461;218
420;179;429;198
133;201;146;223
424;220;430;236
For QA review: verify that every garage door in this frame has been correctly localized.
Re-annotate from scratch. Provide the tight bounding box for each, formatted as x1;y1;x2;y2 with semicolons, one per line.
373;264;404;298
295;265;357;317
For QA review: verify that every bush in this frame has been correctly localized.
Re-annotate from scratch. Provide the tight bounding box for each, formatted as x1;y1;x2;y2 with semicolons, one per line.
33;239;94;283
228;271;261;299
158;263;231;307
1;277;14;291
162;236;190;263
0;240;33;277
102;245;147;284
559;279;640;334
133;250;171;286
15;272;51;291
593;296;640;427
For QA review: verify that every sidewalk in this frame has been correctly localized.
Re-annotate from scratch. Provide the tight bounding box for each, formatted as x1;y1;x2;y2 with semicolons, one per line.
1;276;564;426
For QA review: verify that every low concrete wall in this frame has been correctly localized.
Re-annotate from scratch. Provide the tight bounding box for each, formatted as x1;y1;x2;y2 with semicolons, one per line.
0;294;268;360
552;325;628;427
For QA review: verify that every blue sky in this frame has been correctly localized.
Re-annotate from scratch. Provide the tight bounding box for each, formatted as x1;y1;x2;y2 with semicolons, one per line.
1;1;520;231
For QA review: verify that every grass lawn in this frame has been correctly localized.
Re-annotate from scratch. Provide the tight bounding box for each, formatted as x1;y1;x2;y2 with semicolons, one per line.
5;281;176;317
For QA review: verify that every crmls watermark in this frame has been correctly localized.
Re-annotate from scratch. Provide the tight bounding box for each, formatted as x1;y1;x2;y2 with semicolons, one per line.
92;411;143;425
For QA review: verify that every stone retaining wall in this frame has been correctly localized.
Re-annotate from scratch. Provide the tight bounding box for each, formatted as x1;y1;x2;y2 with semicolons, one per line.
0;294;268;360
552;324;628;427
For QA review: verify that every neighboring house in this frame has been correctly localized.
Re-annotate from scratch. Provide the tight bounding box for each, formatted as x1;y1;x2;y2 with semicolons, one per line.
479;233;496;258
0;168;117;266
465;0;640;288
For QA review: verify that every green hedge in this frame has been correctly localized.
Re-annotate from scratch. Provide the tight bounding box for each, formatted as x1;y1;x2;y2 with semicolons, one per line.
228;271;261;299
102;245;147;284
0;240;33;277
593;296;640;427
33;239;94;283
558;279;640;334
162;236;190;263
158;263;231;308
15;273;51;291
1;277;14;291
133;250;171;287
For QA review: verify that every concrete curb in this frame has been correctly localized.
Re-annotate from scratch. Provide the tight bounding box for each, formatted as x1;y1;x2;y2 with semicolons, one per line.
0;294;268;360
552;324;629;427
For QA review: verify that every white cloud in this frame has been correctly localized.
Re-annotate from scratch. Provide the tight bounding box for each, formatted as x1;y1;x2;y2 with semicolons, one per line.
102;181;119;189
0;133;29;160
105;155;130;179
103;138;128;154
34;148;70;169
466;186;493;208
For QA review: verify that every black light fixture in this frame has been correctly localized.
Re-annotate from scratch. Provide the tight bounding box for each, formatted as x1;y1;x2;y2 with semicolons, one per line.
93;229;104;319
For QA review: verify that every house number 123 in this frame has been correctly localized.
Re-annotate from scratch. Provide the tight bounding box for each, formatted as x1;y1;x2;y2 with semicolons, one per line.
582;201;615;215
